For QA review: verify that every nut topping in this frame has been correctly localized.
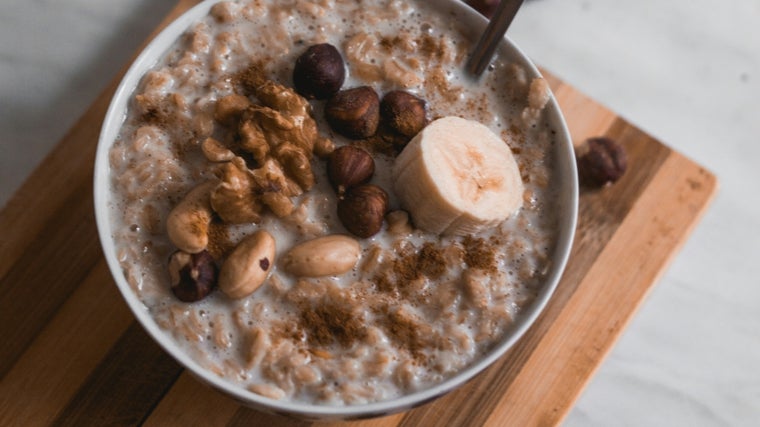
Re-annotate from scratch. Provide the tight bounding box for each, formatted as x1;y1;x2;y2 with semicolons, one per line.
168;250;218;302
282;235;361;277
273;143;315;191
166;181;216;254
337;184;389;238
325;86;380;139
327;145;375;195
211;157;263;224
380;90;428;139
293;43;346;100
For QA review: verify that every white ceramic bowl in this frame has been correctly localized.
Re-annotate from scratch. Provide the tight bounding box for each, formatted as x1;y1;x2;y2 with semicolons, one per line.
94;0;578;420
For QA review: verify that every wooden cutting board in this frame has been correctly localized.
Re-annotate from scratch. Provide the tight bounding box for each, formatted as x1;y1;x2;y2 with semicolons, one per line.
0;1;717;425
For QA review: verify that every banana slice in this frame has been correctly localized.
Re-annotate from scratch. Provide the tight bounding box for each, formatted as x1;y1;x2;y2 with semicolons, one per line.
392;116;524;236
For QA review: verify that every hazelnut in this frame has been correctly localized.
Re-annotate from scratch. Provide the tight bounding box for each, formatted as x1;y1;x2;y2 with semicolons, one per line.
577;137;628;186
293;43;346;100
327;146;375;195
337;184;389;238
168;250;218;302
380;90;428;139
325;86;380;139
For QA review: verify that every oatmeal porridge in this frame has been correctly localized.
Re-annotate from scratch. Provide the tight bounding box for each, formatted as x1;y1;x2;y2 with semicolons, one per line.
107;0;561;405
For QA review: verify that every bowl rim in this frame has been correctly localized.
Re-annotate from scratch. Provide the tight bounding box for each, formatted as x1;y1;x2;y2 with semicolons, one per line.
94;0;578;419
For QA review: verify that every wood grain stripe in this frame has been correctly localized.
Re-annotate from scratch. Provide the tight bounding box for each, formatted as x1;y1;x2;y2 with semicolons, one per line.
0;178;101;378
51;323;183;426
0;260;133;426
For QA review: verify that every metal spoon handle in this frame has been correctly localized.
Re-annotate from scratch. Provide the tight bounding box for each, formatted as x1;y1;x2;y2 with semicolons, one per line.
466;0;524;77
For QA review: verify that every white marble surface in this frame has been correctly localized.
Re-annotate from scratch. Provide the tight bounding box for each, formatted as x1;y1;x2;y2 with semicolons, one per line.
1;0;758;425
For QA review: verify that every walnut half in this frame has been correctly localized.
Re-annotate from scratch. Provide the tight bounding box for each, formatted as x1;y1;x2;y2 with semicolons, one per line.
205;71;330;222
211;157;263;224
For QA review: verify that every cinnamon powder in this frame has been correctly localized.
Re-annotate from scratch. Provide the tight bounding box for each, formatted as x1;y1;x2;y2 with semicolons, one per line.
372;242;446;297
297;296;367;348
462;235;497;274
206;221;234;260
376;305;436;362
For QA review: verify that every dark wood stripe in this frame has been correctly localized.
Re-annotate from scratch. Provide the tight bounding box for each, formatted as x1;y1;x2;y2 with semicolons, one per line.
51;323;183;426
0;178;102;378
227;407;312;427
398;118;672;426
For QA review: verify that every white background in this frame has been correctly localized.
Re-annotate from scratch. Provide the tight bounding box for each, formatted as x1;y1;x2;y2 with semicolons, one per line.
1;0;758;425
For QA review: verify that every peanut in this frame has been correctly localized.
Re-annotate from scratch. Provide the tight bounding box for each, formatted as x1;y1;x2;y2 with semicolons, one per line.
166;181;216;253
218;230;276;299
282;235;361;277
